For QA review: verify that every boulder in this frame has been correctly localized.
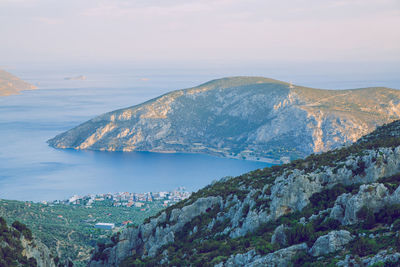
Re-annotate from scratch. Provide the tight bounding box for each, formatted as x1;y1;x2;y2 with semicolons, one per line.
249;243;308;267
309;230;353;257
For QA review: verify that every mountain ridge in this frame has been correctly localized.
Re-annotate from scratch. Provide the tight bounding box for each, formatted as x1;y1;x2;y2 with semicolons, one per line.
48;76;400;163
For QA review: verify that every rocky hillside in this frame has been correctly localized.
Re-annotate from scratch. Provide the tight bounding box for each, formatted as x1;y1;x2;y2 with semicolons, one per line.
0;217;55;267
0;69;37;96
89;120;400;266
48;77;400;163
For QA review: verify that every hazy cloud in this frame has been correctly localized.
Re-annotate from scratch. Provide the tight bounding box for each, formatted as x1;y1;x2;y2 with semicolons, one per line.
1;0;399;63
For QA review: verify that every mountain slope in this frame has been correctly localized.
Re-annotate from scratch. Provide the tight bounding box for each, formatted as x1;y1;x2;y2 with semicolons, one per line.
88;120;400;267
0;69;37;96
48;77;400;163
0;217;55;267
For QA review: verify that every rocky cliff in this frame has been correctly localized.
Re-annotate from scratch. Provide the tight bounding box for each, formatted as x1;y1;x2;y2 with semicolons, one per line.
0;218;55;267
48;77;400;163
88;120;400;266
0;69;37;96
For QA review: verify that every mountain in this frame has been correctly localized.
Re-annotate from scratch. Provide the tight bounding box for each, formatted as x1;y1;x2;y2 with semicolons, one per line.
48;76;400;163
88;120;400;266
0;69;37;96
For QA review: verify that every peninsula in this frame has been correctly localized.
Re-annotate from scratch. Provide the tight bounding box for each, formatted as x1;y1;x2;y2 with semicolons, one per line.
48;76;400;163
0;69;37;96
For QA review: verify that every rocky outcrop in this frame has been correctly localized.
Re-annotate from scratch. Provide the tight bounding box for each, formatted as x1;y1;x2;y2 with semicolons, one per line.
87;121;400;266
309;230;353;256
248;243;308;267
21;237;55;267
219;243;308;267
0;69;37;96
89;197;222;266
337;250;400;266
48;76;400;163
0;218;55;267
330;182;400;225
271;224;288;247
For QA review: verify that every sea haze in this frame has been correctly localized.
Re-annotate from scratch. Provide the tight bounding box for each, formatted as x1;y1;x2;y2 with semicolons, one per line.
0;69;269;202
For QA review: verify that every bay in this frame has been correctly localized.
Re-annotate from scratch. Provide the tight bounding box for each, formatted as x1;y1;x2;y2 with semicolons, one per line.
1;63;398;202
0;70;268;202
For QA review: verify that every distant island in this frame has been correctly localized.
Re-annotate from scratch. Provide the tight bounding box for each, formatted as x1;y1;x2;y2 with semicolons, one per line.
0;69;37;96
64;75;87;81
48;76;400;163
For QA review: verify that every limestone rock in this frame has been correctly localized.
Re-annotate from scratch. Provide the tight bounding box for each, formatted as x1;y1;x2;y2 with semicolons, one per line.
21;237;55;267
309;230;353;257
220;243;308;267
248;243;308;267
271;224;288;247
89;196;222;266
330;183;400;225
337;250;400;266
363;250;400;266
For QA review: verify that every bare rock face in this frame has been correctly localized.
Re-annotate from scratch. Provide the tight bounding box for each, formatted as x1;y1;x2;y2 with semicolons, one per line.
48;76;400;163
219;243;308;267
0;69;37;96
89;197;222;267
248;243;308;267
330;179;400;225
337;250;400;267
309;230;353;256
271;224;288;247
21;237;55;267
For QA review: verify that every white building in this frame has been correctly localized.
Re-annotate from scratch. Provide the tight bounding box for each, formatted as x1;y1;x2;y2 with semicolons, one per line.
95;223;115;230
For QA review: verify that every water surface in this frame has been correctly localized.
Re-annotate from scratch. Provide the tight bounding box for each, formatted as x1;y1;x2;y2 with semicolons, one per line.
0;71;268;201
1;64;399;201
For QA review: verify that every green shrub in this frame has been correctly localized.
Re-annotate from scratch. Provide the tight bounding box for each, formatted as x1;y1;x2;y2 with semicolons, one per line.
357;206;376;229
285;223;315;246
12;220;33;241
378;173;400;193
291;251;314;266
314;218;341;232
351;237;380;257
255;239;274;254
392;219;400;231
369;262;384;267
375;204;400;224
352;161;367;176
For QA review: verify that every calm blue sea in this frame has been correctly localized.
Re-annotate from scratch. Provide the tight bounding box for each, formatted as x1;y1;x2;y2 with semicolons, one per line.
1;63;399;201
0;67;266;202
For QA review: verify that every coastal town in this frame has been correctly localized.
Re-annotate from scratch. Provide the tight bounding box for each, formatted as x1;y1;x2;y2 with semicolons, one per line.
50;187;191;210
35;188;193;230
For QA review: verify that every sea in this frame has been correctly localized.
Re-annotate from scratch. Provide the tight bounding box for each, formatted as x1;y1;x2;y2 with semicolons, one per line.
0;62;399;201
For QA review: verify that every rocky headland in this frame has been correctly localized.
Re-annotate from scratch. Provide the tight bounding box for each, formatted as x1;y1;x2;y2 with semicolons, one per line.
48;76;400;163
0;69;37;96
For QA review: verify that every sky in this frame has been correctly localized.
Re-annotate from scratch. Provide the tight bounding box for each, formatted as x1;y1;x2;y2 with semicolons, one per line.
0;0;399;64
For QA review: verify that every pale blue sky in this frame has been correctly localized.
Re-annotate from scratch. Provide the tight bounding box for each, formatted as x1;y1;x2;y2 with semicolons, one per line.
1;0;399;64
